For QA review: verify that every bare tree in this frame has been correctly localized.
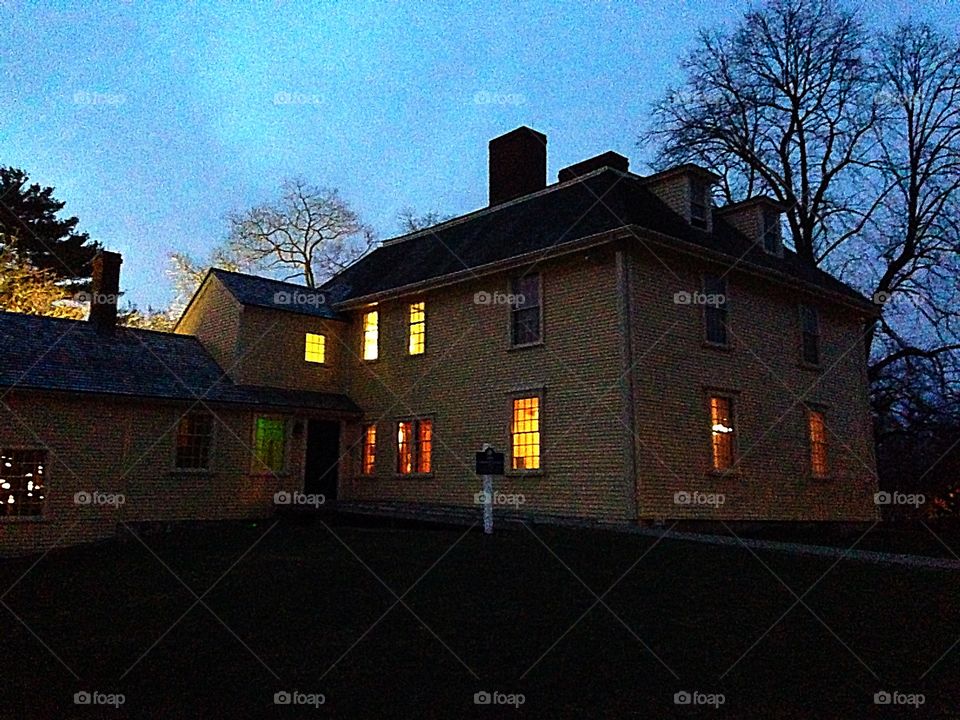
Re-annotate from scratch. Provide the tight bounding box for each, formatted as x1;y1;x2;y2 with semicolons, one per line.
396;207;451;234
225;178;375;288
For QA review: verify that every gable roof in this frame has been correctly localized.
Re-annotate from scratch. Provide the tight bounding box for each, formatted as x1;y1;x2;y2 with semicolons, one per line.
0;311;358;413
321;168;876;313
209;269;343;320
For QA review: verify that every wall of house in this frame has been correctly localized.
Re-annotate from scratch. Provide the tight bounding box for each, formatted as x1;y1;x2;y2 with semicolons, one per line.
175;275;243;373
626;243;879;521
338;248;635;520
0;391;305;557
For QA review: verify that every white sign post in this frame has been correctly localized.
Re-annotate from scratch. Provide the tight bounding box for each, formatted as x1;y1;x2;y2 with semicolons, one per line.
482;475;494;535
475;443;504;536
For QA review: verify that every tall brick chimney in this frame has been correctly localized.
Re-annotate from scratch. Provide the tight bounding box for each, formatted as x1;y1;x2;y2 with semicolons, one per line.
89;251;122;335
489;126;547;206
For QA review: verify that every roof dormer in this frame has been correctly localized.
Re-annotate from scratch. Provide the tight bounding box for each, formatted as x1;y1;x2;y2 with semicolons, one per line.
718;196;786;256
642;164;720;233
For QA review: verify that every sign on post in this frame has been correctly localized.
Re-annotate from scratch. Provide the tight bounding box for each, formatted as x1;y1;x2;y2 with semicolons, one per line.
475;445;505;535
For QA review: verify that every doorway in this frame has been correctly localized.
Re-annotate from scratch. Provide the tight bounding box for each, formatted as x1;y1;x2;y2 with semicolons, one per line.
304;420;340;501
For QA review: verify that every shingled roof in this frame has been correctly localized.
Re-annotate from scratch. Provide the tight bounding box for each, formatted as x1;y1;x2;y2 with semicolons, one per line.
210;268;343;320
0;311;358;413
322;168;875;312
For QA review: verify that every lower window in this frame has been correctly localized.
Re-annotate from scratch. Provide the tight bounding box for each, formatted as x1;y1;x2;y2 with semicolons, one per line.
397;419;433;475
511;397;541;470
709;396;736;472
361;424;377;475
254;417;288;473
1;449;46;517
175;413;214;470
808;409;829;477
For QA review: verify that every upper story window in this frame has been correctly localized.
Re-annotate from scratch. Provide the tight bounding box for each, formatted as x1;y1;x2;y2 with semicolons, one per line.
408;301;425;355
511;274;541;346
362;308;379;361
511;396;541;471
800;304;820;365
703;274;728;345
709;395;736;472
175;412;214;470
761;208;781;254
253;416;287;474
361;424;376;475
1;449;46;517
397;419;433;475
305;333;326;364
808;409;829;478
690;179;709;229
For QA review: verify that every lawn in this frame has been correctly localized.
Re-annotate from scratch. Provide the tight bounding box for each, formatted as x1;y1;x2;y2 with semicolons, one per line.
1;516;957;718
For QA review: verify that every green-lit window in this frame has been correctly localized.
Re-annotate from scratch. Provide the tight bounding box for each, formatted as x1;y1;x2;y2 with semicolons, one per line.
254;417;287;473
305;333;326;364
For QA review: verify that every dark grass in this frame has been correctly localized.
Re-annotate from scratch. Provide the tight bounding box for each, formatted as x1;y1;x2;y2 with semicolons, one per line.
0;516;957;718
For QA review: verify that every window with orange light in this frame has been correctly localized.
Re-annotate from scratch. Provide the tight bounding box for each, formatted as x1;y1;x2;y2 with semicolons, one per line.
408;301;425;355
396;419;432;475
361;424;376;475
709;396;736;472
362;309;379;360
0;449;46;517
808;409;829;478
511;397;541;470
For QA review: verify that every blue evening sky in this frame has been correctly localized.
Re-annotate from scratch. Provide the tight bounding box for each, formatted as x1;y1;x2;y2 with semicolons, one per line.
3;0;957;308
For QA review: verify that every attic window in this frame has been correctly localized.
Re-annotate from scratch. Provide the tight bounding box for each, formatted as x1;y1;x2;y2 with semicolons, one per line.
690;179;709;229
762;208;782;254
0;449;46;517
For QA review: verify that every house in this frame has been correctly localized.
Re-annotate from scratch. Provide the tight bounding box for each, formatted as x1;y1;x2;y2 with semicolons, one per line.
0;126;880;556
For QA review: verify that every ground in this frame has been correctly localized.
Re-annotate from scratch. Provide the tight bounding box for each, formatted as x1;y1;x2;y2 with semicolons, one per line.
1;516;958;718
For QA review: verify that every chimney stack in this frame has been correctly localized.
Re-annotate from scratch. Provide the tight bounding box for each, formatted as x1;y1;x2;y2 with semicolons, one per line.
89;251;122;335
558;151;629;182
489;126;547;206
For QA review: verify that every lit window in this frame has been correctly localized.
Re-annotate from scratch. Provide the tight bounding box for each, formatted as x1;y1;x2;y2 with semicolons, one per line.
762;208;781;254
511;274;541;346
254;417;287;473
709;396;736;472
809;409;829;478
691;179;709;229
396;419;433;475
0;449;46;517
361;424;376;475
511;397;541;470
362;309;379;360
408;301;425;355
175;413;214;470
704;274;728;345
305;333;326;364
800;305;820;365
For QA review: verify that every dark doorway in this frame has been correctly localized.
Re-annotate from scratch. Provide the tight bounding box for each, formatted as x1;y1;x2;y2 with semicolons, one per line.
304;420;340;501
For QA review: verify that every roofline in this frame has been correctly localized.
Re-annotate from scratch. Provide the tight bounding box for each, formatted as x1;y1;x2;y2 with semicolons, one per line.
172;267;218;333
641;163;722;185
717;195;788;213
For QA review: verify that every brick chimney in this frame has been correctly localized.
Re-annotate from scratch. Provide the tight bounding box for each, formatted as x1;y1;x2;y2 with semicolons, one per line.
89;251;122;334
558;151;629;182
489;126;547;206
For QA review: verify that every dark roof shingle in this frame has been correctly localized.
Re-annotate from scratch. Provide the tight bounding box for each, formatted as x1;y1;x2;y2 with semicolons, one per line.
212;269;342;320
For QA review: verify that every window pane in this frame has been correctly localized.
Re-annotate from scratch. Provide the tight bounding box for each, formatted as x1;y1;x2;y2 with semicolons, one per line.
255;417;287;473
362;424;376;475
176;413;214;470
704;275;728;344
809;410;829;477
417;420;432;474
710;397;735;471
0;449;46;517
397;421;414;475
305;333;326;363
762;209;780;252
512;397;541;470
408;302;425;355
801;305;819;364
363;310;379;360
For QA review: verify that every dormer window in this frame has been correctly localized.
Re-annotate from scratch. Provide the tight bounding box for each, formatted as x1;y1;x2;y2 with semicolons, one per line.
762;208;782;254
690;179;709;229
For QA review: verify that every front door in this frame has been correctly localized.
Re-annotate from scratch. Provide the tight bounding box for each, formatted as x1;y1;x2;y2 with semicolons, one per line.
304;420;340;501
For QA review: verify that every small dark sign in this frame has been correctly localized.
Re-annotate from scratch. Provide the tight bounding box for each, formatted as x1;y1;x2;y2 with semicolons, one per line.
475;448;505;476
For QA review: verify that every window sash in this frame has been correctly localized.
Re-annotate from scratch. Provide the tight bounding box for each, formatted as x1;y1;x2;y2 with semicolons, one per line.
800;305;820;364
362;310;379;360
0;449;46;517
254;417;287;473
361;424;376;475
305;333;326;364
511;397;541;470
417;420;432;473
175;413;214;470
690;180;708;227
511;275;541;346
709;396;735;471
408;302;425;355
762;209;780;253
809;410;829;477
704;275;728;345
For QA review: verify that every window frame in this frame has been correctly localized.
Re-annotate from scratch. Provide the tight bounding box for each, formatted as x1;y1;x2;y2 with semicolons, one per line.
408;300;426;356
304;332;327;365
251;415;290;475
0;447;47;520
394;417;434;477
799;304;821;367
761;208;783;255
360;423;377;476
173;411;216;473
509;273;544;349
508;392;544;475
690;178;709;229
807;406;830;479
706;392;739;476
702;273;730;348
361;307;379;361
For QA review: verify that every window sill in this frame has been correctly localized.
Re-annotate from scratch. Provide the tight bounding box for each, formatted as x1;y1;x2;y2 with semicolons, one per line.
506;470;544;478
509;340;544;351
394;473;435;480
798;361;822;371
707;469;741;480
703;341;733;352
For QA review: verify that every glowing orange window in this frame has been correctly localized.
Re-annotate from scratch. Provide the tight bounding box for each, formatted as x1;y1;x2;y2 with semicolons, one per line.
710;396;735;471
809;410;829;478
511;397;541;470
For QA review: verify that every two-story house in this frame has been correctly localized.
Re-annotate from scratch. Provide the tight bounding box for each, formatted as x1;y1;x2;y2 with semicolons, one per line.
0;126;880;556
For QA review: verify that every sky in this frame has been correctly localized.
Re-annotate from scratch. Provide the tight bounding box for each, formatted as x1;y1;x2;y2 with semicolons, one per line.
3;0;958;309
